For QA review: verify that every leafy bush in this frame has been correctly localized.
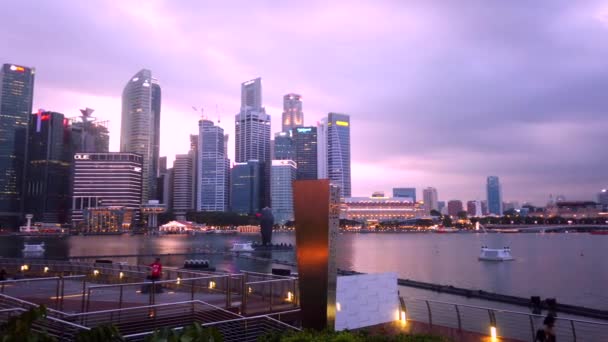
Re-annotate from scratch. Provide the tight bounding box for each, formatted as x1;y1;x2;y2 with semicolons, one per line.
258;330;448;342
144;322;223;342
0;305;56;342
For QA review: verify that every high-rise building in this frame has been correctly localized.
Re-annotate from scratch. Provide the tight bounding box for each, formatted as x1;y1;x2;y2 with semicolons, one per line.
198;119;228;212
189;134;199;210
282;93;303;132
172;153;195;219
70;108;109;153
120;69;161;203
466;200;483;217
598;189;608;210
274;131;294;160
24;111;73;223
271;160;297;224
231;160;263;214
437;201;446;215
422;187;438;213
0;63;35;229
447;200;464;217
235;78;270;206
293;126;318;180
70;152;142;229
393;188;416;202
327;113;351;197
486;176;503;215
317;118;328;179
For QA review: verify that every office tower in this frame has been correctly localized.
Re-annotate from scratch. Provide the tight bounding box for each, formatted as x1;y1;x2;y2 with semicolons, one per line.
0;63;35;229
189;134;199;209
317;119;328;179
235;78;271;206
120;69;161;203
274;131;294;160
481;200;489;215
327;113;351;197
467;200;483;217
70;108;109;153
231;160;263;214
282;93;303;132
70;152;142;229
486;176;503;215
598;189;608;210
24;111;72;223
437;201;446;215
447;200;464;217
271;160;297;224
423;187;438;213
293;126;318;180
172;153;195;219
223;134;229;157
393;188;416;202
198;119;228;211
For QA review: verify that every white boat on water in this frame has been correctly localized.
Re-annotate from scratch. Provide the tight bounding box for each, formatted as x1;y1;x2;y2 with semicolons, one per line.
23;242;45;253
230;242;254;252
479;246;514;261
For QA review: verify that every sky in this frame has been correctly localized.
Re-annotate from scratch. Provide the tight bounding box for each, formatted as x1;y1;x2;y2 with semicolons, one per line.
2;0;607;205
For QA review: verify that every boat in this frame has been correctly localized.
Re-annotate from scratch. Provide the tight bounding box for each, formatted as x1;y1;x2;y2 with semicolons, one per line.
16;215;65;236
590;231;608;235
183;259;215;271
435;227;459;233
23;242;45;253
478;246;514;261
230;242;255;252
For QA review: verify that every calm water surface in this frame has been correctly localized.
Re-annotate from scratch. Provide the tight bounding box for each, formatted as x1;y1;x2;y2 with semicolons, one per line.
1;232;606;310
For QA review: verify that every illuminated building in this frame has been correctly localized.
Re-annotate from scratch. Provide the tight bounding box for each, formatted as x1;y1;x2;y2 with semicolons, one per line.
120;69;161;203
274;131;294;160
0;63;35;229
172;153;195;219
83;207;135;233
282;93;303;132
598;189;608;210
327;113;351;197
231;160;263;214
271;160;297;224
447;200;464;217
545;201;603;218
393;188;416;202
197;119;228;212
422;187;438;213
70;152;143;231
293;126;318;180
486;176;503;215
342;195;425;222
317;118;328;179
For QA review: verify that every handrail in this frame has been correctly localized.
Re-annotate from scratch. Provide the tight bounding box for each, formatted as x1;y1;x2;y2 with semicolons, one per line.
66;299;241;317
246;278;297;285
85;275;226;290
242;270;296;279
0;307;91;331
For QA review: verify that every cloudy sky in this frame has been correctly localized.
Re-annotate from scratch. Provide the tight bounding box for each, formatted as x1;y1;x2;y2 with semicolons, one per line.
2;0;607;205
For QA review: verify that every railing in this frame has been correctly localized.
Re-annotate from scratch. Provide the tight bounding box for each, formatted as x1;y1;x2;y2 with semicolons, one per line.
401;296;608;341
242;271;298;315
0;307;90;340
0;275;86;312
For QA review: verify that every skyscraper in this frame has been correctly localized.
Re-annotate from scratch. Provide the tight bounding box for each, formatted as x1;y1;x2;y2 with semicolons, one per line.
172;153;195;219
120;69;161;203
0;63;35;229
231;160;263;214
293;126;318;180
486;176;503;215
235;78;270;207
273;131;294;160
271;160;297;224
423;187;438;213
598;189;608;210
70;108;109;153
282;93;303;132
198;119;228;212
317;118;328;179
327;113;351;197
393;188;416;202
447;200;464;217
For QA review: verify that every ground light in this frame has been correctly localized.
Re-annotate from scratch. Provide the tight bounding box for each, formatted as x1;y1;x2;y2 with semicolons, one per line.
209;280;216;289
176;277;181;285
119;272;124;279
286;291;293;302
336;302;341;312
20;264;28;271
490;326;497;340
93;269;99;276
43;266;49;273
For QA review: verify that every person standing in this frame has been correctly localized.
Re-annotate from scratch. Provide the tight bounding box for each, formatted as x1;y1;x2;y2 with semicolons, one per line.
149;258;162;281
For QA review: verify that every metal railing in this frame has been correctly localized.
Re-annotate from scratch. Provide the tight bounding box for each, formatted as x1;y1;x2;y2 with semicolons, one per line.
0;307;90;340
401;296;608;341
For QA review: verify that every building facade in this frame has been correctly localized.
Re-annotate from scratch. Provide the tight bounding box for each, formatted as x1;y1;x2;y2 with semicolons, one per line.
271;160;297;224
71;108;109;153
198;119;229;212
486;176;503;215
282;93;303;132
447;200;464;217
273;131;294;160
317;118;328;179
70;152;143;230
598;189;608;210
231;160;263;214
393;188;416;202
120;69;161;203
293;126;317;180
0;63;35;229
422;187;438;213
342;196;425;222
172;153;195;219
327;113;351;197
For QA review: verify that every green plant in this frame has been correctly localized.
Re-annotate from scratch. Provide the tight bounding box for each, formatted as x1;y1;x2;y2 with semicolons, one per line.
74;324;124;342
258;330;448;342
144;322;223;342
0;305;56;342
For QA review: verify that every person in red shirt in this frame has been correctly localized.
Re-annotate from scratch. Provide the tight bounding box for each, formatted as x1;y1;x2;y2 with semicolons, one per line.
149;258;162;281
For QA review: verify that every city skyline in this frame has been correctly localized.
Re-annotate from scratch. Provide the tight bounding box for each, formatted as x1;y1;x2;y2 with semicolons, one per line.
2;1;607;204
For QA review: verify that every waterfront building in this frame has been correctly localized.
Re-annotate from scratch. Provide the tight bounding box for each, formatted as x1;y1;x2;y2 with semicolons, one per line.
598;189;608;210
83;207;136;233
271;160;297;224
70;108;109;153
447;200;463;217
231;160;263;214
282;93;303;132
317;118;328;179
172;153;195;219
422;187;438;213
486;176;503;215
467;200;483;217
274;131;294;160
393;188;416;202
327;113;351;197
197;119;229;212
438;201;446;215
157;161;172;209
342;195;425;222
120;69;161;203
293;126;318;180
481;200;489;215
24;111;72;224
545;201;603;219
190;135;199;210
235;78;270;207
0;63;35;229
70;152;142;231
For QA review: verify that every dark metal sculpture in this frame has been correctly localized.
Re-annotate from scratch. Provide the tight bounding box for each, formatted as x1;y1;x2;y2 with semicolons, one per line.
260;207;274;246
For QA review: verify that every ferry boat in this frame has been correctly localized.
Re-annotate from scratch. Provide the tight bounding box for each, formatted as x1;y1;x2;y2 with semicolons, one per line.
435;227;459;233
17;215;66;236
23;242;45;253
230;242;255;252
478;246;514;261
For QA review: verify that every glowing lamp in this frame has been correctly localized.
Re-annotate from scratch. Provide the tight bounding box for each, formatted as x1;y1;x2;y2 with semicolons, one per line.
43;266;49;273
119;272;124;279
20;265;29;271
93;270;99;276
209;281;216;289
490;326;497;340
248;286;253;294
286;291;293;302
176;277;181;285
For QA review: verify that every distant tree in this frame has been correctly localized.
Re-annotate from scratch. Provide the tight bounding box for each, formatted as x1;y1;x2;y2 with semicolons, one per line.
456;211;468;219
0;305;56;342
429;209;442;217
157;211;175;225
442;216;453;227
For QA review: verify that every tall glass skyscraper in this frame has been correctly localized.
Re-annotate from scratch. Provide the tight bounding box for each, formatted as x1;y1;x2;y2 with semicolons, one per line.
271;160;296;224
0;63;35;229
293;126;318;180
486;176;503;215
273;131;294;160
317;118;328;179
172;153;195;219
120;69;161;203
282;93;303;132
327;113;351;197
423;187;438;213
198;119;228;212
231;160;263;214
